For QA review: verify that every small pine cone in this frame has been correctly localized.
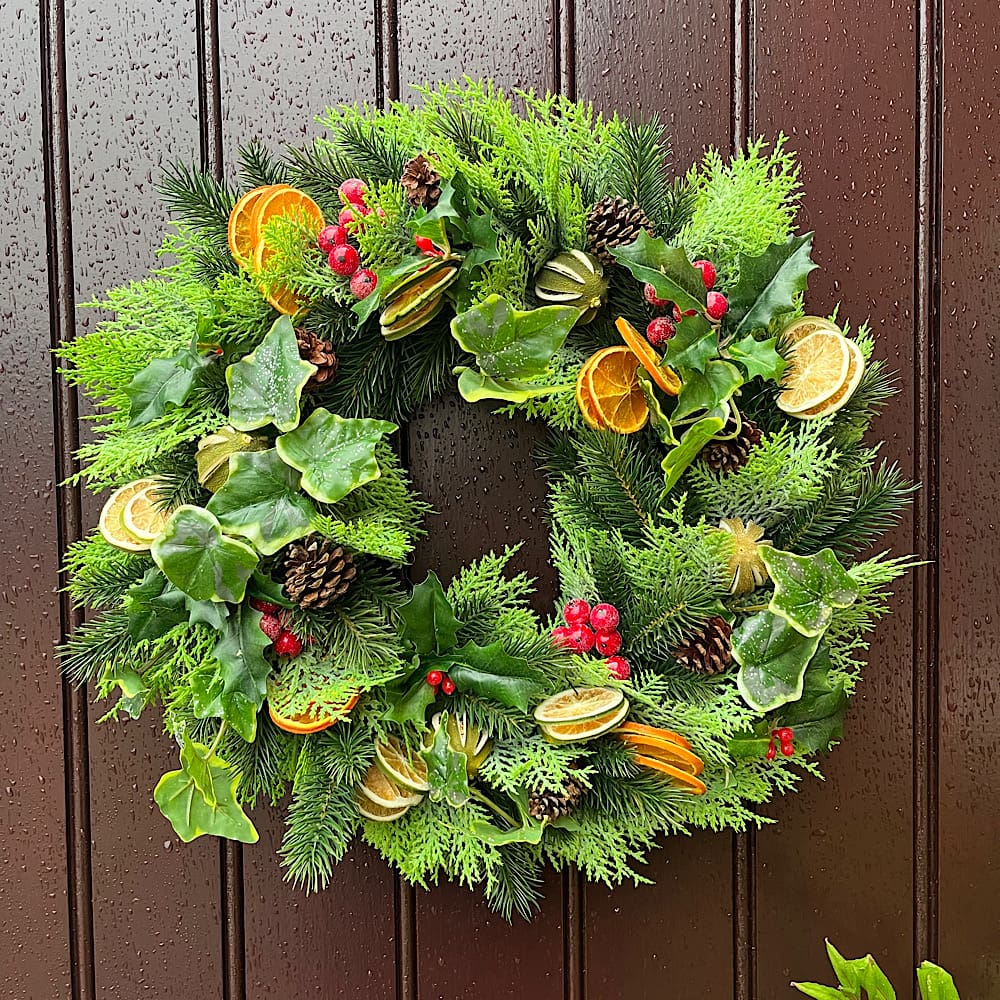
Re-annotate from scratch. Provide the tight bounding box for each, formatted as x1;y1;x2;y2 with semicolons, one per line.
586;196;654;265
701;418;763;475
282;535;357;609
400;154;442;209
295;327;338;389
527;775;585;821
673;616;733;676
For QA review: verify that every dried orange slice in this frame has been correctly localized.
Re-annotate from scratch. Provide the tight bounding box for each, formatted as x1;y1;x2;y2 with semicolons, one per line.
776;330;850;415
228;184;278;266
586;346;649;434
619;735;704;775
791;336;865;418
251;184;324;244
633;755;707;794
616;721;692;751
254;237;307;316
268;693;359;735
575;356;606;430
615;316;681;396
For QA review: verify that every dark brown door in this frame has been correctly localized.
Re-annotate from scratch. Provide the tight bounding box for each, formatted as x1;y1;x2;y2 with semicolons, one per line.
2;1;997;998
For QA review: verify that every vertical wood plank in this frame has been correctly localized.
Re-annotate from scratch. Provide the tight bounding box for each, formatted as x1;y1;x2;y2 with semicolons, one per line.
937;1;1000;993
750;1;919;991
62;2;227;995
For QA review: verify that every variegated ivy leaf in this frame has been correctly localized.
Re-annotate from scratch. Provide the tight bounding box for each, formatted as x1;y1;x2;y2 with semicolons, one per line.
761;547;860;637
733;610;821;713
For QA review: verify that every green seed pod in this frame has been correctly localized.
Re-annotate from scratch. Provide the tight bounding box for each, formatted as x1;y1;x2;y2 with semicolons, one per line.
196;425;268;493
534;249;608;324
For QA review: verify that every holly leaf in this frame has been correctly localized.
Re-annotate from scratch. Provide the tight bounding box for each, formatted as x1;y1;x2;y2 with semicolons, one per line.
124;568;189;641
154;738;259;844
248;570;295;609
226;315;316;432
151;505;258;603
383;673;439;726
661;412;727;494
917;962;961;1000
398;571;462;655
610;232;708;314
761;547;860;637
419;715;471;808
672;360;743;421
431;641;541;712
728;334;787;383
664;323;717;373
733;610;821;712
450;295;578;379
206;449;316;555
125;348;210;427
725;233;817;338
275;407;397;504
455;368;567;404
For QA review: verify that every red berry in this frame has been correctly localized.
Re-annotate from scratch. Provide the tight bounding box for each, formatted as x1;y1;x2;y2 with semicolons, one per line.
426;669;443;687
706;291;728;321
338;178;368;204
338;204;369;227
317;224;344;253
595;630;623;656
774;727;794;742
441;675;456;695
350;268;378;299
646;316;676;347
590;602;620;632
568;625;595;653
563;598;592;626
765;741;777;761
274;631;303;658
780;741;795;757
552;625;576;650
692;259;717;290
643;283;670;307
259;614;282;641
249;598;280;615
606;655;631;681
328;244;360;276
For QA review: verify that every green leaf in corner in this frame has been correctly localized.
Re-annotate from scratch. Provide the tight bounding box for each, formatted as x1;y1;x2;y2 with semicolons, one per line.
398;571;463;655
419;715;471;808
761;547;860;637
610;231;708;314
154;738;258;844
917;962;961;1000
672;360;743;421
207;449;316;555
823;941;897;1000
732;610;821;712
124;568;189;642
275;407;397;504
471;814;546;845
226;315;316;432
455;367;568;404
790;984;847;1000
125;348;211;427
727;334;787;383
151;505;258;604
661;413;727;495
434;641;541;712
451;295;578;380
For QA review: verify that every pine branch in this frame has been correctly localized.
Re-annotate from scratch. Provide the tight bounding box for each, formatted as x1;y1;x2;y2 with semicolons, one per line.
484;844;545;922
659;176;699;240
605;116;673;230
63;533;150;608
221;713;299;807
158;162;236;248
59;609;134;685
238;139;289;188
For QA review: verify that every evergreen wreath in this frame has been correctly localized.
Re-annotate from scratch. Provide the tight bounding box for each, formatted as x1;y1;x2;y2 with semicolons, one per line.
59;80;915;920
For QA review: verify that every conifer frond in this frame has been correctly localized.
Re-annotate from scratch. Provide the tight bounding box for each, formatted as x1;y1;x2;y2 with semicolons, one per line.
604;117;673;231
238;139;289;189
222;714;299;807
157;161;236;248
59;610;134;685
63;533;150;608
484;845;545;922
659;175;699;240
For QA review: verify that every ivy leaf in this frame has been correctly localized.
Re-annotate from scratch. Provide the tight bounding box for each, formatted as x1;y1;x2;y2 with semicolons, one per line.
275;407;397;504
383;673;439;726
790;985;848;1000
450;295;578;379
125;348;210;427
419;716;471;808
733;610;821;712
661;412;727;495
917;962;961;1000
672;360;743;421
226;315;316;432
430;641;541;712
725;233;817;338
151;505;258;604
610;232;707;314
398;571;463;655
728;334;787;383
664;323;717;373
761;547;860;637
455;367;566;404
206;449;316;555
154;738;259;844
124;568;189;641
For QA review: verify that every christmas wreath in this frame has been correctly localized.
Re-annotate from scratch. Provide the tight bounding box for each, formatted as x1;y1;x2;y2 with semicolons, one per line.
59;81;914;920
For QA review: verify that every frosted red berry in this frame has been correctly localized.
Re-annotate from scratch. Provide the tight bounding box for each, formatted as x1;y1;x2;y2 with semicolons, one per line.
774;727;794;742
562;598;592;626
350;268;378;299
595;630;623;656
692;259;717;290
259;614;283;641
568;625;595;653
765;741;777;761
329;244;360;276
415;234;444;256
426;669;443;687
646;316;676;347
338;178;368;205
780;741;795;757
274;631;303;658
706;291;728;321
643;283;670;307
317;224;345;253
441;675;456;695
249;598;280;615
606;655;631;680
672;304;698;323
590;603;620;632
338;204;369;226
552;625;576;649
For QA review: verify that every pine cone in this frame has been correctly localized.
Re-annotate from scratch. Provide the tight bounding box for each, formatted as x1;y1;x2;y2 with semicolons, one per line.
295;328;338;389
673;616;733;676
527;775;585;821
586;196;654;265
701;418;763;475
282;535;357;609
400;154;442;209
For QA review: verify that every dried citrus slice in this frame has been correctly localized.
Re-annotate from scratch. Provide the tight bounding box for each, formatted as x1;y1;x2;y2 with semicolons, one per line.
254;237;307;316
616;721;692;751
633;755;707;794
375;736;431;793
779;315;843;346
541;699;630;743
354;788;411;823
251;184;324;243
615;316;681;396
776;330;850;415
586;346;649;433
268;693;359;735
98;478;162;552
227;184;278;266
619;735;704;775
575;355;606;430
358;763;423;809
534;686;625;725
791;336;865;418
122;483;171;542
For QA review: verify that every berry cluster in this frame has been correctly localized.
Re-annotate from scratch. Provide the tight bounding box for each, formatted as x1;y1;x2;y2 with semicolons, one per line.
765;726;795;761
552;599;631;680
642;257;727;348
316;179;378;299
251;598;304;658
425;669;456;696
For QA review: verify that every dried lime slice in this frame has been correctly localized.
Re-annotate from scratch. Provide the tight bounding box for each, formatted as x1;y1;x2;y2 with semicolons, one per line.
353;788;411;822
776;331;850;414
357;763;423;809
123;483;171;542
779;315;843;345
791;337;865;418
375;736;430;793
98;478;160;552
534;686;624;725
541;699;630;743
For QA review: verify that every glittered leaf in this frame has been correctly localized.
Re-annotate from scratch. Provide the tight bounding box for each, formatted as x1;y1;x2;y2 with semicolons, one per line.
728;334;787;383
151;505;258;604
761;547;860;637
431;641;542;712
126;348;210;427
455;367;565;404
610;231;707;314
226;315;316;432
398;571;462;655
275;407;397;504
154;738;259;844
733;610;821;712
124;568;188;642
207;449;316;555
419;716;470;808
672;360;743;421
661;413;727;494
